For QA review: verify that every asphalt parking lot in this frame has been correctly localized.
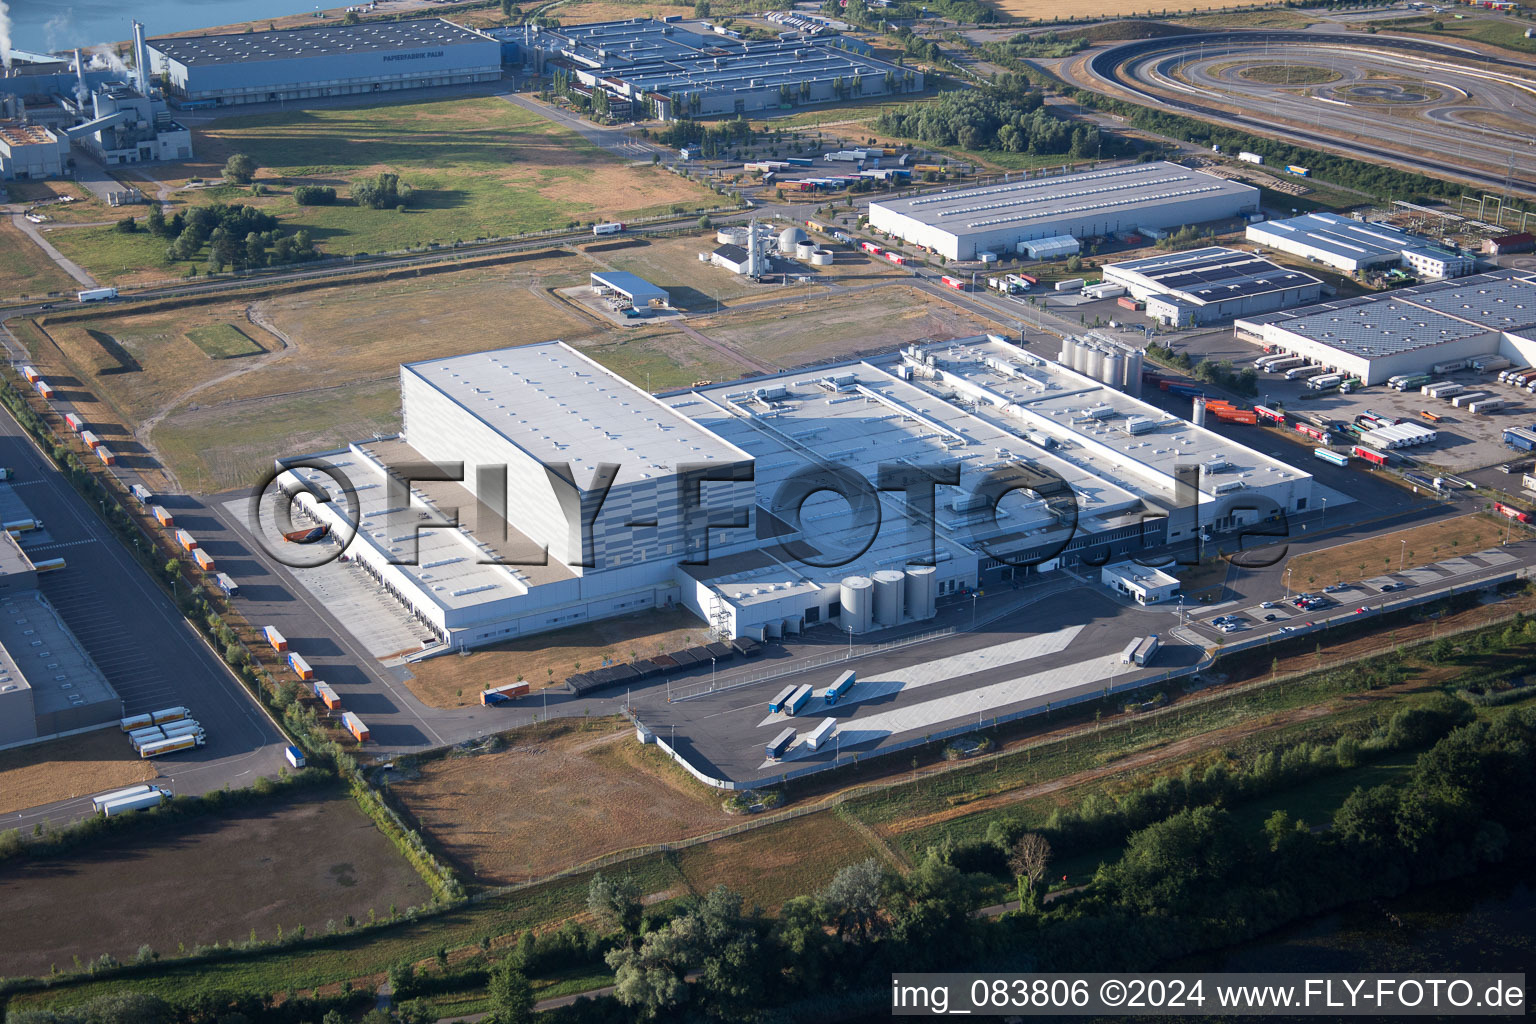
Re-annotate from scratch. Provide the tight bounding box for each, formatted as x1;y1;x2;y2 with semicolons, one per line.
0;410;288;829
628;582;1202;787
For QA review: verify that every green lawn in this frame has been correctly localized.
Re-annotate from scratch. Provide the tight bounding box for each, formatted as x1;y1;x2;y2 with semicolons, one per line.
1373;15;1536;52
186;324;264;360
186;97;719;256
0;222;78;300
45;226;177;285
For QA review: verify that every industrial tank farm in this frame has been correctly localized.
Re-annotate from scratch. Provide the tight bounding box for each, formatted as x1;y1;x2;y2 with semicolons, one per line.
1078;32;1536;197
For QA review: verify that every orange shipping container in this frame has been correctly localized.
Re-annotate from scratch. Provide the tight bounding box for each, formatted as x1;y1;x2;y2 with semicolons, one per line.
96;446;117;466
263;625;288;652
152;505;174;527
193;549;215;571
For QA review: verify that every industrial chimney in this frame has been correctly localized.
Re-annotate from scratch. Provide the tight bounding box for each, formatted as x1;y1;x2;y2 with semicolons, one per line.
131;21;149;95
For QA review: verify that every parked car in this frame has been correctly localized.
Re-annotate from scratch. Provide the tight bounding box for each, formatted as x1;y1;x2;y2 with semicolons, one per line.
1356;607;1369;614
1323;584;1348;593
1264;613;1279;621
1260;601;1276;609
1380;583;1397;591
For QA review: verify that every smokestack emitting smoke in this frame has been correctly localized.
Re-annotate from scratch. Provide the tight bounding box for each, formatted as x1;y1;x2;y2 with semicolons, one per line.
1;0;15;72
73;48;89;107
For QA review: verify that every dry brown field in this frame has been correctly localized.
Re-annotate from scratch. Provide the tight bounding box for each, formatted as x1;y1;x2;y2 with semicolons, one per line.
1285;515;1518;590
0;729;157;817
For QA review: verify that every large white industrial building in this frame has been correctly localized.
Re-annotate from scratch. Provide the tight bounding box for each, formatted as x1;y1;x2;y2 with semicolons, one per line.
150;19;503;107
867;162;1260;261
281;338;1311;651
524;18;920;121
1235;269;1536;385
1104;246;1324;327
1246;212;1476;280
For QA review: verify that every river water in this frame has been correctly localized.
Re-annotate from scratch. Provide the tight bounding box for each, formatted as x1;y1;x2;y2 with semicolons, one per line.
7;0;331;55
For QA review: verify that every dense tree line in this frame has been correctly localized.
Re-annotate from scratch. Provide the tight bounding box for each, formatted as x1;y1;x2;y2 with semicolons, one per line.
875;76;1122;158
291;186;337;206
351;172;411;211
145;203;317;272
653;116;753;157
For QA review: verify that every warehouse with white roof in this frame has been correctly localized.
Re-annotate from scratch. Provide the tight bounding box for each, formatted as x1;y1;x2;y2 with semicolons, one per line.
867;162;1260;261
1103;246;1323;327
1235;269;1536;385
150;19;503;106
284;338;1310;650
1246;212;1476;279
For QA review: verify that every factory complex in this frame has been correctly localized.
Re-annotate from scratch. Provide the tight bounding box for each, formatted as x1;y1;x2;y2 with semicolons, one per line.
0;493;121;748
867;162;1260;261
1246;212;1476;280
1102;246;1324;328
148;20;503;107
1234;269;1536;385
1;22;191;178
279;338;1311;652
524;18;921;121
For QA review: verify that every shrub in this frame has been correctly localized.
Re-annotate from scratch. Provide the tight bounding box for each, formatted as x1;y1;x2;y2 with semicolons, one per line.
293;185;337;205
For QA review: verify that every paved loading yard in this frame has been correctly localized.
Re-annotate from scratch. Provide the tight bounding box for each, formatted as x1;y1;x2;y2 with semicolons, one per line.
628;585;1203;788
0;411;289;831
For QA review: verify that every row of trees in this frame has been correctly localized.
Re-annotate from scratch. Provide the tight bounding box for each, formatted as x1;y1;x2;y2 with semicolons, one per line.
141;203;319;272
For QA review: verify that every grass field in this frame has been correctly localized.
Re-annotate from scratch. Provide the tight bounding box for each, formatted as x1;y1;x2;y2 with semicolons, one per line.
186;323;265;359
44;224;180;287
1373;14;1536;53
0;221;78;299
672;812;883;912
152;379;402;494
166;97;720;257
546;0;693;22
692;286;994;368
1285;516;1512;590
1171;7;1318;28
0;729;156;817
0;789;429;978
31;304;271;429
406;607;711;707
1238;64;1341;85
390;721;730;884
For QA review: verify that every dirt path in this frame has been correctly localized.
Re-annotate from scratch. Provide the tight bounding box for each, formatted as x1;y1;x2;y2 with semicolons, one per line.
885;704;1335;837
131;304;296;485
8;213;97;288
677;321;778;374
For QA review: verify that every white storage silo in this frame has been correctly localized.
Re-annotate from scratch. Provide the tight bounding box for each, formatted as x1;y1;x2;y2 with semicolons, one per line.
717;226;747;245
779;226;808;250
1058;339;1075;366
795;241;817;260
810;249;834;266
1084;347;1104;382
841;575;873;633
1192;397;1206;427
1124;348;1144;394
872;570;905;626
904;565;937;620
1103;351;1124;388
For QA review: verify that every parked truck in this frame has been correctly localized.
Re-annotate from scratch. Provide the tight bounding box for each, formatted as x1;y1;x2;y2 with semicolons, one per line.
119;706;191;732
263;626;288;652
824;670;855;706
342;711;370;743
785;683;815;715
129;483;153;504
140;732;205;758
214;572;239;597
288;652;314;680
768;685;797;714
77;287;118;302
805;718;837;751
174;528;197;552
99;788;169;816
766;726;797;760
481;681;530;706
192;548;215;571
91;784;157;814
285;745;306;768
151;505;174;527
312;680;342;709
1132;634;1160;666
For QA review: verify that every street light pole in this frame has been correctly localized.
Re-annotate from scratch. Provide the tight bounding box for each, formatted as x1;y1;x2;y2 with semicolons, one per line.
1400;538;1407;570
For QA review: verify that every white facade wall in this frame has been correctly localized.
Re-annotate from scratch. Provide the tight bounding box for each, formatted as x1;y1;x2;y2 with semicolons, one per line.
1235;323;1505;386
869;190;1258;261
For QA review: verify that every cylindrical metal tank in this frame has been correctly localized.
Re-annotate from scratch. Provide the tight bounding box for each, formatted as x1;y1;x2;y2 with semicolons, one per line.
904;565;937;620
840;575;873;633
1192;397;1206;427
795;241;817;260
1058;340;1073;366
717;227;747;245
1124;348;1144;394
809;249;834;266
779;226;808;250
1084;348;1104;382
1103;351;1124;388
872;570;905;626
